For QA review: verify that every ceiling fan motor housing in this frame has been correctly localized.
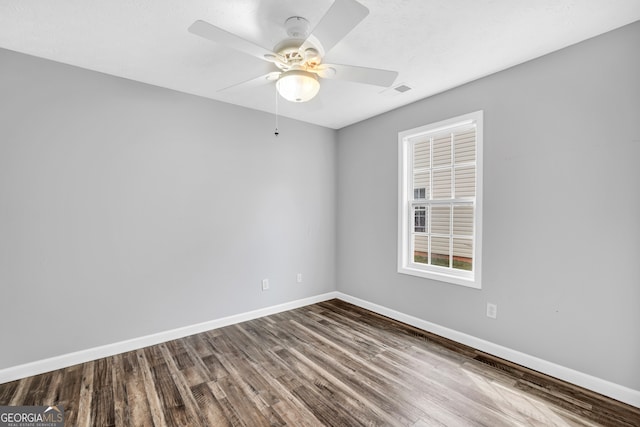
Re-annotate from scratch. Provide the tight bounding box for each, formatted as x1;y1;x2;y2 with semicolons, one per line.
284;16;311;38
273;17;322;70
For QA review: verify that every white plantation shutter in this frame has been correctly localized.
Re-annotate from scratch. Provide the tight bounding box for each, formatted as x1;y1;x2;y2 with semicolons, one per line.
398;111;482;288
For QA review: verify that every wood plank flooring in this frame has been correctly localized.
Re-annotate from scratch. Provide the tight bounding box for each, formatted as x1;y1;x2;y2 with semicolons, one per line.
1;299;638;426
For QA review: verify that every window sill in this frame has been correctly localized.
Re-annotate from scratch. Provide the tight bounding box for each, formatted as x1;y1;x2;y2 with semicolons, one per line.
397;265;481;289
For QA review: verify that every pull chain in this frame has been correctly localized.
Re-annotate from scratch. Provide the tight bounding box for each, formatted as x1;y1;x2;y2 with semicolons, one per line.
274;86;280;137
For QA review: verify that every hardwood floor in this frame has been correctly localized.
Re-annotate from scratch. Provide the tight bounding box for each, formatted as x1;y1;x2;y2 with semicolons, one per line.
1;299;638;426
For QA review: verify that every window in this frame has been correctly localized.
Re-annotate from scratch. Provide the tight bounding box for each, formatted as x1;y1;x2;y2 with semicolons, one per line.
398;111;483;288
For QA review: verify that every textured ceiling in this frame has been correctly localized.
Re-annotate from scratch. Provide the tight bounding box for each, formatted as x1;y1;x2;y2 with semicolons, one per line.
1;0;639;129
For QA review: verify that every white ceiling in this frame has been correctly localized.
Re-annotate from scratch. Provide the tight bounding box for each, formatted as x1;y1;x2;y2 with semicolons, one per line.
1;1;638;129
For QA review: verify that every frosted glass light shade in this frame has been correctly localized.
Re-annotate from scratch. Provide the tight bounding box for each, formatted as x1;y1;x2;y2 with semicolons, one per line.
276;70;320;102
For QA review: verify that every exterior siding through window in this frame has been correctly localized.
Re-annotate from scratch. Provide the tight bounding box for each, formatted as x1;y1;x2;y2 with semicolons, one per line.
398;111;482;288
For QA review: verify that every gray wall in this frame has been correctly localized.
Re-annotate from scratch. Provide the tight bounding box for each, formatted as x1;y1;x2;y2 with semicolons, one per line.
0;48;336;369
337;21;640;390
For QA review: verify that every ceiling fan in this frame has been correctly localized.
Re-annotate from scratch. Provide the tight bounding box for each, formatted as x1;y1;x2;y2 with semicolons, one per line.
188;0;398;103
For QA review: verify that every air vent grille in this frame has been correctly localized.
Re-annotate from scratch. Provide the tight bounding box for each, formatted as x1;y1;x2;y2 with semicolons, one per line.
394;84;412;93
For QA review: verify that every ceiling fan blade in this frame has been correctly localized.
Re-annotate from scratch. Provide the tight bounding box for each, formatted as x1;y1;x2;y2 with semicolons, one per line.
317;64;398;87
218;71;281;93
302;0;369;54
189;20;279;62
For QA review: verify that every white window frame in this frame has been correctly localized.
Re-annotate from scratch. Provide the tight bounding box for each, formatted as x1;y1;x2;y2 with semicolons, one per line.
397;111;483;289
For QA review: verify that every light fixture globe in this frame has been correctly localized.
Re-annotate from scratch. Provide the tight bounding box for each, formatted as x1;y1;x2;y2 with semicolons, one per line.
276;70;320;102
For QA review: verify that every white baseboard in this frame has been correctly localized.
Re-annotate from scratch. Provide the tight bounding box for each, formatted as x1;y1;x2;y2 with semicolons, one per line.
0;292;339;385
1;290;638;409
335;292;640;408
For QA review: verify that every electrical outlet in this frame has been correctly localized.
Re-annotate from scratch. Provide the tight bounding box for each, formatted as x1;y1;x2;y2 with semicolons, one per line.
486;303;497;319
262;279;269;291
296;273;302;283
